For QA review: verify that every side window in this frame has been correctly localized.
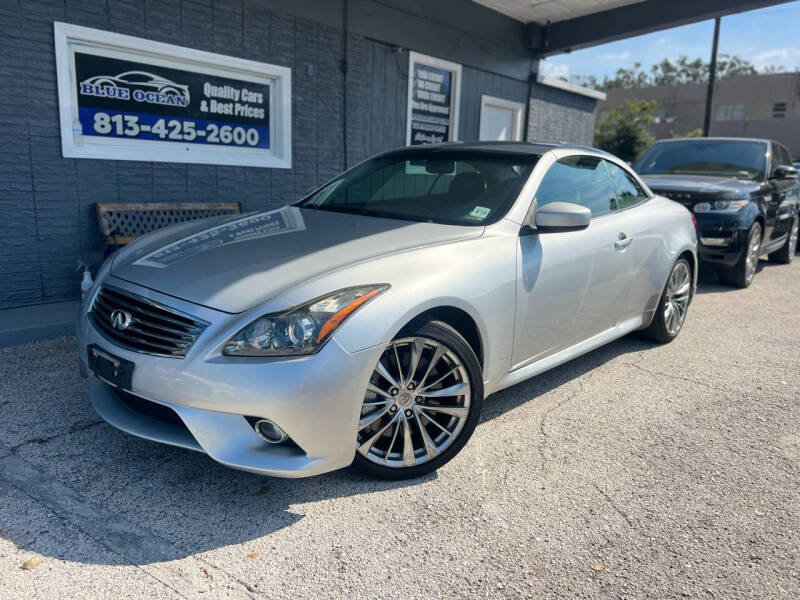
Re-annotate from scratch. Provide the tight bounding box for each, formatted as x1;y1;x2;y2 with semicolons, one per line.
535;155;618;217
604;160;649;210
779;145;793;168
770;142;784;176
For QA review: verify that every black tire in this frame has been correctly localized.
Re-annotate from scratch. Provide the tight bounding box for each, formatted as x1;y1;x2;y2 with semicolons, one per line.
644;258;692;344
720;222;761;288
768;215;798;264
797;213;800;253
351;320;483;480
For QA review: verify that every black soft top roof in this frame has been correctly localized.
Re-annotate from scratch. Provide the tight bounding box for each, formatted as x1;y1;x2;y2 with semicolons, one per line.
379;140;612;158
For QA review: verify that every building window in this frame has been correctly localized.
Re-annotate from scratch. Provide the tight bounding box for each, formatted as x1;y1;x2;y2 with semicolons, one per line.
479;95;525;141
772;103;787;118
652;107;676;124
715;105;745;121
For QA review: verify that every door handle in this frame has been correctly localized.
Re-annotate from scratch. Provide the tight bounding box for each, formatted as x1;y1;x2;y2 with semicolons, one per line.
614;233;633;250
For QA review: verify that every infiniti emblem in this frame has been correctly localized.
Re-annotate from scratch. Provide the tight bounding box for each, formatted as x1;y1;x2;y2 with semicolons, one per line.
110;309;133;331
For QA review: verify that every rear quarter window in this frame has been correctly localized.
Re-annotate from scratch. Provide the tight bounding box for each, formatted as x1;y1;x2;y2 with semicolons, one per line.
604;161;648;210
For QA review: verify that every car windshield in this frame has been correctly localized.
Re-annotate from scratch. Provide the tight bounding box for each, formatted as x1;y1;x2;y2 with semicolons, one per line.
296;150;539;226
635;140;767;181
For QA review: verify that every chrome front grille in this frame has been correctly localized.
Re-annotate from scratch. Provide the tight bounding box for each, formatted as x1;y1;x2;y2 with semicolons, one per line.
657;190;718;207
657;191;696;206
90;285;208;358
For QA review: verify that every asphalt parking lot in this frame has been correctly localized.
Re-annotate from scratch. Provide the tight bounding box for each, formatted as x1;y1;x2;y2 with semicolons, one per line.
1;259;799;600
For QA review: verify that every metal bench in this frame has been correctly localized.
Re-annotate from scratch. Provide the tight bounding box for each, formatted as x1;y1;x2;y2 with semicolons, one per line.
95;202;241;251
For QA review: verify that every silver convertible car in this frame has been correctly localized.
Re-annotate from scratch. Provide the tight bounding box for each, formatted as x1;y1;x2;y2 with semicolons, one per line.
78;142;697;479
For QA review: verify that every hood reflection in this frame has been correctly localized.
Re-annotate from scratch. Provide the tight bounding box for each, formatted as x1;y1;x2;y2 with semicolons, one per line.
134;206;306;269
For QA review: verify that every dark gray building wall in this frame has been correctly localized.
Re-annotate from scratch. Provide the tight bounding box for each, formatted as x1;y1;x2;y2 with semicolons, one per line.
0;0;591;309
344;41;531;155
459;68;529;140
526;83;598;145
1;0;352;307
345;37;408;163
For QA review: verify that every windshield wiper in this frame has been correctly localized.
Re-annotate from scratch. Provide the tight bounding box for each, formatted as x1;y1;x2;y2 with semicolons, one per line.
299;204;434;224
360;209;434;224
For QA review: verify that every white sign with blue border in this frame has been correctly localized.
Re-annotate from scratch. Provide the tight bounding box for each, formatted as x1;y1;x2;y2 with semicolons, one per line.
54;22;292;169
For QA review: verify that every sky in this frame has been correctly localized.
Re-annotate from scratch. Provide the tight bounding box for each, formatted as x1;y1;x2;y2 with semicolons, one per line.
539;1;800;82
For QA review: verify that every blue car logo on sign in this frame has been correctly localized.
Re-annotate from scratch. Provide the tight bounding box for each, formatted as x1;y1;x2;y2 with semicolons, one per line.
80;71;190;107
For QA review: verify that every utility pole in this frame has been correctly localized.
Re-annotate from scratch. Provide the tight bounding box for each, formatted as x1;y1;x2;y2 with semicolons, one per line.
703;17;721;137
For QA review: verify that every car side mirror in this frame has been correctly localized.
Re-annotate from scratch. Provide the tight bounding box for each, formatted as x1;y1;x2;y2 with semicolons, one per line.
531;202;591;233
773;164;798;181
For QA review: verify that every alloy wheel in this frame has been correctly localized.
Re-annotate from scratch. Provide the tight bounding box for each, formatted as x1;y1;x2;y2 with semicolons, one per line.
663;261;691;335
791;218;799;254
745;225;761;283
357;337;471;468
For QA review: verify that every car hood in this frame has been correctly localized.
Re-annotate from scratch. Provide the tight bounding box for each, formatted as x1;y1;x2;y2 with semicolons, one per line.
111;206;482;313
641;174;764;209
641;174;762;195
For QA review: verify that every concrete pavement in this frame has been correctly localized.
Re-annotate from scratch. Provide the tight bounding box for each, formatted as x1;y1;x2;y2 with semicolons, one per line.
1;259;798;599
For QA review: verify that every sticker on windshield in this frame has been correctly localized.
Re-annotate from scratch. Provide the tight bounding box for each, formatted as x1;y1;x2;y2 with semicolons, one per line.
467;206;491;220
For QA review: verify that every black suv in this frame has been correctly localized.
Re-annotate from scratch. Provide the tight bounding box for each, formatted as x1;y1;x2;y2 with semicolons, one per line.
635;137;799;287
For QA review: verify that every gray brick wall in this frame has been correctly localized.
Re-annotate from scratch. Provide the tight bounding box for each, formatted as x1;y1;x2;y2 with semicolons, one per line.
527;83;598;146
0;0;588;309
0;0;361;308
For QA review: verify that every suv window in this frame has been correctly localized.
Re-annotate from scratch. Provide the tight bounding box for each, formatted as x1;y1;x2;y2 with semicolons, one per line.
604;161;648;209
535;155;617;217
635;140;766;181
779;145;793;169
770;142;792;176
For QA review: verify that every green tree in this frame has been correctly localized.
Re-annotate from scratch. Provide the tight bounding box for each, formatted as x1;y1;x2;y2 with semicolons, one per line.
717;54;759;78
671;128;703;138
651;56;707;85
594;99;658;162
574;54;774;91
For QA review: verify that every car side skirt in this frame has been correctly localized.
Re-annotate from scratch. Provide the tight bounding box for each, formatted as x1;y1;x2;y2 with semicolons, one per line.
494;314;645;393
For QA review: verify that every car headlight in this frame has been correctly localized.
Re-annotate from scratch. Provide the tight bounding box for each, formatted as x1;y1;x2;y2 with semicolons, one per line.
693;199;748;213
223;284;389;356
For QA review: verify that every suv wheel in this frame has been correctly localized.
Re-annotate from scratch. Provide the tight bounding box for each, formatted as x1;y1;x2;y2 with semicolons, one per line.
352;320;483;480
768;214;798;264
720;222;761;288
644;258;692;343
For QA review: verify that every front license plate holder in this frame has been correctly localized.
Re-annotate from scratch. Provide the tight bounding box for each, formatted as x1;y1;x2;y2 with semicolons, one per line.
87;344;134;390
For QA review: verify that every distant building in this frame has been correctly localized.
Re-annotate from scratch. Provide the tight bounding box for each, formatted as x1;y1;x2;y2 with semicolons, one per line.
600;72;800;157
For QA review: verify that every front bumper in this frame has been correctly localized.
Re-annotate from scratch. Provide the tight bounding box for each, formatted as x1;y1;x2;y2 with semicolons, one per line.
695;213;750;267
78;278;383;478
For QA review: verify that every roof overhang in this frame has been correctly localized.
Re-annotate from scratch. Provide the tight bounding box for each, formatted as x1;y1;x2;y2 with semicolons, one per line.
476;0;796;56
474;0;645;24
536;74;607;100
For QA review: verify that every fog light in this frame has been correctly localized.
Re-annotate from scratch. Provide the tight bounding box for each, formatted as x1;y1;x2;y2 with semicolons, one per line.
253;419;288;444
700;236;733;247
